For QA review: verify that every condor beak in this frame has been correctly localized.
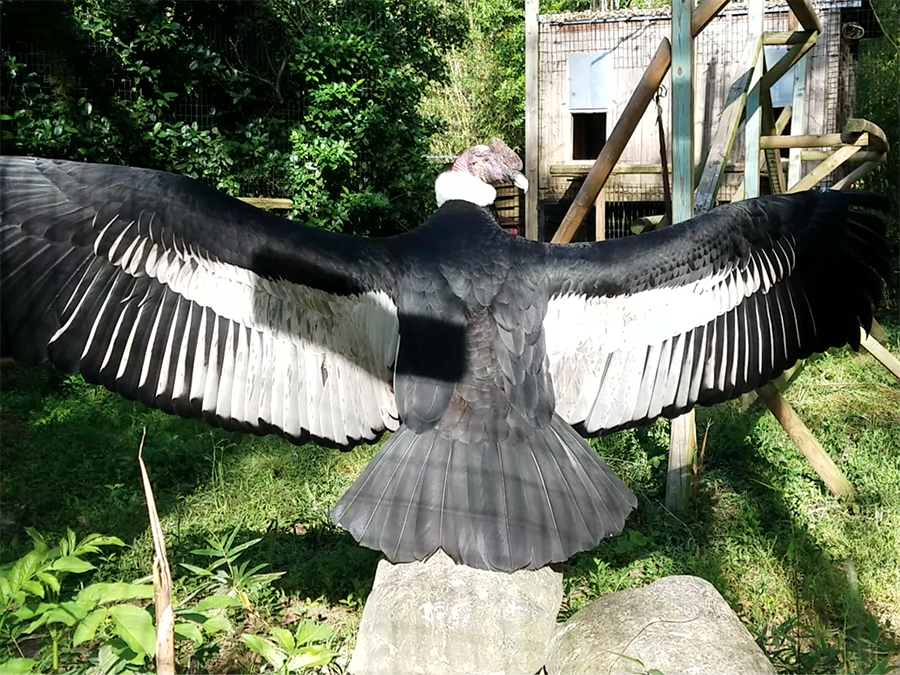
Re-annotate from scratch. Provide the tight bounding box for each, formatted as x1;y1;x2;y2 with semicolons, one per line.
510;171;529;192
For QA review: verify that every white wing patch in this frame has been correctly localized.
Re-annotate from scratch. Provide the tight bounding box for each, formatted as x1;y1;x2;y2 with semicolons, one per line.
545;253;787;433
53;214;400;445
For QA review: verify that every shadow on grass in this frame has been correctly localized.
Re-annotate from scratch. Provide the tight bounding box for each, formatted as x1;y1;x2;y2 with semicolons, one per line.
562;352;900;672
0;364;381;605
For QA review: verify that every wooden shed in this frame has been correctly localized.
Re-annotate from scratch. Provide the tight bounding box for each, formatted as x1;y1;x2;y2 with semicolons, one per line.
534;0;882;241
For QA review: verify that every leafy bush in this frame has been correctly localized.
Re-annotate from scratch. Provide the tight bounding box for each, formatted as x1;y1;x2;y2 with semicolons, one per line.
0;0;466;236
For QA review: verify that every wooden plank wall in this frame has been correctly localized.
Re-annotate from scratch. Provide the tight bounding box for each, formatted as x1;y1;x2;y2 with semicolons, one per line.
538;4;848;204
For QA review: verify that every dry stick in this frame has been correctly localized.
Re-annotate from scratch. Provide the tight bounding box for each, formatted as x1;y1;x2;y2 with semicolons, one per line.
755;384;856;498
137;428;175;675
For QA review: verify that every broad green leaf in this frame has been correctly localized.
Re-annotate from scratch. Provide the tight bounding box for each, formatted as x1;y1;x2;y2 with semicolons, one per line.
8;550;46;594
174;621;203;643
83;535;126;548
191;594;243;611
109;604;156;656
295;619;333;646
270;626;294;652
0;657;37;674
20;580;45;599
77;582;154;605
50;556;95;574
201;613;231;634
74;607;108;645
285;645;336;671
15;601;55;621
35;572;60;594
42;600;94;627
240;634;285;669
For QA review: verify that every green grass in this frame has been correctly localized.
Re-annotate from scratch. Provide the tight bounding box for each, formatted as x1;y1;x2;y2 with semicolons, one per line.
2;319;899;673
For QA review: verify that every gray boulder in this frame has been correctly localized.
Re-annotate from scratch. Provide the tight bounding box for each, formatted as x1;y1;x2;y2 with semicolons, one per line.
547;575;775;675
349;550;563;675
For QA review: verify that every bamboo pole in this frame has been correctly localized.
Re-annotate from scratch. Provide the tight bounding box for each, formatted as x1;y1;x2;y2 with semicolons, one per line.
755;384;856;498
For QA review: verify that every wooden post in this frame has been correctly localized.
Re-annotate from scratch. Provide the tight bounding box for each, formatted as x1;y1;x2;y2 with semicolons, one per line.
756;384;855;497
785;0;823;33
860;328;900;382
744;0;765;200
525;0;539;241
665;0;696;513
594;189;606;241
732;104;792;202
694;37;762;212
551;39;673;244
788;50;809;188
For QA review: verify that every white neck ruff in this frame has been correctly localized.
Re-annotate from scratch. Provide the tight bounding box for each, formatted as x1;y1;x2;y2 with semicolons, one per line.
434;170;497;208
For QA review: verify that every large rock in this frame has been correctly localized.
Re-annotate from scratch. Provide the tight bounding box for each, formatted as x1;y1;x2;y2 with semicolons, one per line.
349;550;563;675
547;575;775;675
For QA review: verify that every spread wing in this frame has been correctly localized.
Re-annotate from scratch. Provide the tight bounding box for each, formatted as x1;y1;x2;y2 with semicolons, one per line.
1;156;400;447
541;191;892;435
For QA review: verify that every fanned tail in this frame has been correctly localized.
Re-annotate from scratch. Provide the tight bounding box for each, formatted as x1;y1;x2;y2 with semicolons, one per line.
330;414;637;572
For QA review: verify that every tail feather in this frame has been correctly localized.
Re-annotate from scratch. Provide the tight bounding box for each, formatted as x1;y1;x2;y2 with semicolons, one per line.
330;413;637;572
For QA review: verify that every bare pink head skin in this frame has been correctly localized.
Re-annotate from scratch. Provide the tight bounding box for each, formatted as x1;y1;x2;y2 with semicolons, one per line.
451;138;528;188
435;138;528;208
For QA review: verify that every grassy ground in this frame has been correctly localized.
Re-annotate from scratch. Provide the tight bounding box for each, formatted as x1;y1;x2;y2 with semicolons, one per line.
1;318;899;673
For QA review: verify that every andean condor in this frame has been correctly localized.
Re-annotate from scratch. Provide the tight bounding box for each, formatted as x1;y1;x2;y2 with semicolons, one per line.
0;140;892;572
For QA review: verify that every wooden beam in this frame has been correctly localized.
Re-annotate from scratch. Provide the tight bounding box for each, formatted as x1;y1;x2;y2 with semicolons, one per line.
732;104;792;202
800;150;883;162
690;0;731;35
524;0;539;241
552;0;733;244
760;31;818;96
745;0;765;199
788;49;809;187
694;37;762;212
761;132;869;149
763;30;818;45
551;39;673;244
844;118;890;153
870;319;890;344
786;145;861;192
756;383;855;497
762;91;787;194
549;162;758;177
238;197;294;209
785;0;823;33
594;190;606;241
830;159;886;190
666;0;696;514
860;328;900;382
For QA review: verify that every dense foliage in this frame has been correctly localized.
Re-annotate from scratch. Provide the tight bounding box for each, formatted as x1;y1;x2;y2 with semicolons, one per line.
0;0;465;236
855;0;900;254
